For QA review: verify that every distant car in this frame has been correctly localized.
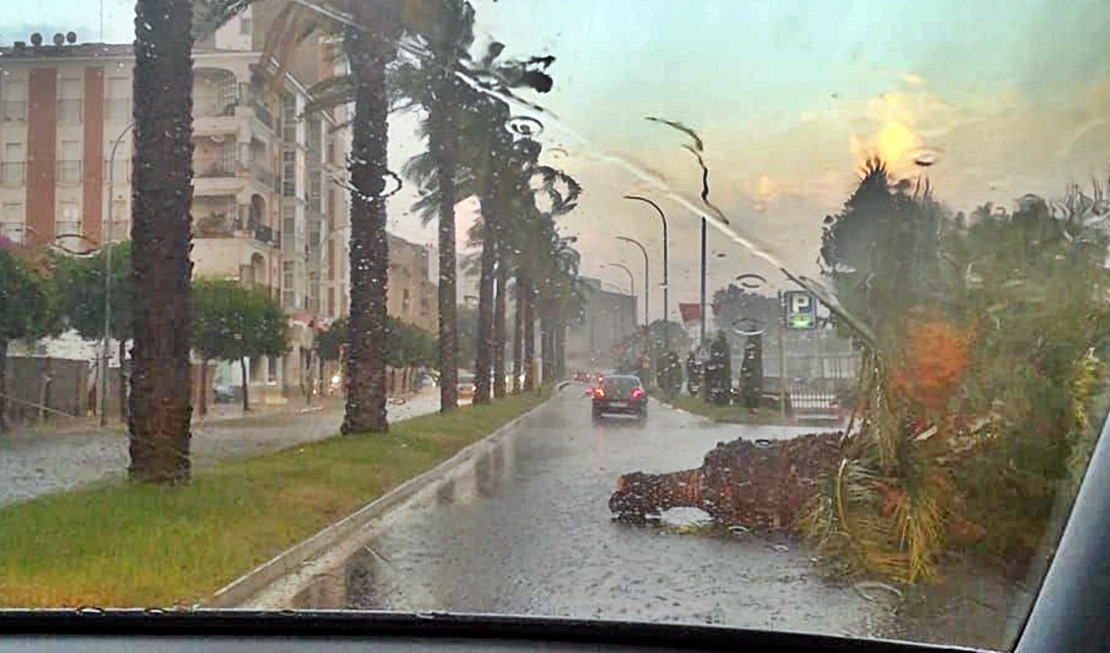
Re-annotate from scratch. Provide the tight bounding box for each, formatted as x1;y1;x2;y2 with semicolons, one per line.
213;383;235;404
591;374;647;420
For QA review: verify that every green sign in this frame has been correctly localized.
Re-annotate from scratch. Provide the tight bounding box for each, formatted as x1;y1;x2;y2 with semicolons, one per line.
783;291;817;330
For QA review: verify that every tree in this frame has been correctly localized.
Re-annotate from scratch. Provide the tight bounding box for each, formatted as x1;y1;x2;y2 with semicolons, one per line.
0;244;57;432
391;0;476;412
52;241;133;420
705;331;732;405
340;0;404;433
128;0;196;484
193;279;289;414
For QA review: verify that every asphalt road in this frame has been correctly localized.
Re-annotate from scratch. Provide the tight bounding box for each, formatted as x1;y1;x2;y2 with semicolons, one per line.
288;385;900;639
0;391;440;508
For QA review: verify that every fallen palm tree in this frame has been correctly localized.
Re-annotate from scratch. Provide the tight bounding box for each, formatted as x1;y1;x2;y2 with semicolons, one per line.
609;432;844;530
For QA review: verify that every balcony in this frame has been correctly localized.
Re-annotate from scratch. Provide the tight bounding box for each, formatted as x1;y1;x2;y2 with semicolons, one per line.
251;164;275;188
196;161;236;179
253;224;274;245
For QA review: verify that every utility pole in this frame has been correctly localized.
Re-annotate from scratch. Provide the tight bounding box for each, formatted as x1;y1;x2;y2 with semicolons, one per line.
699;217;707;346
778;290;787;418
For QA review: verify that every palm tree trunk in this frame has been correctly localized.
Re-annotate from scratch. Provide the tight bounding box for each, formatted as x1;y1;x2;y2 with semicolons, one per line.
341;4;400;434
523;279;535;392
512;273;525;393
0;339;8;432
430;91;459;412
475;231;495;404
128;0;193;484
540;299;555;384
556;321;567;379
118;339;127;422
198;357;208;417
493;261;507;399
240;357;249;412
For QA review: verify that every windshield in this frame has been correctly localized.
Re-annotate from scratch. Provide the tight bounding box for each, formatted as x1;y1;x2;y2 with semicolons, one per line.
2;0;1108;650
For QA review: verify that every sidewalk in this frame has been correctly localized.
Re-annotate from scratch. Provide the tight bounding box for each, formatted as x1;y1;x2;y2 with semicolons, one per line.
0;388;442;508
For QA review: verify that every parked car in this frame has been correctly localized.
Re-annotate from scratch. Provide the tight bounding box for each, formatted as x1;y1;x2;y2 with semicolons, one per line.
457;372;477;401
213;383;235;404
591;374;648;420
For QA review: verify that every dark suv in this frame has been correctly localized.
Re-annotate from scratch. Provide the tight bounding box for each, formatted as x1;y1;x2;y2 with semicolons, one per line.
591;375;647;420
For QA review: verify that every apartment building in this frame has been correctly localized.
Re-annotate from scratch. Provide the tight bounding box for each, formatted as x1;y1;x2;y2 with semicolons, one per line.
0;11;351;399
388;233;439;334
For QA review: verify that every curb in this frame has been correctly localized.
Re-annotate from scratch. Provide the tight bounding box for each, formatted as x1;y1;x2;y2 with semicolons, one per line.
205;392;555;608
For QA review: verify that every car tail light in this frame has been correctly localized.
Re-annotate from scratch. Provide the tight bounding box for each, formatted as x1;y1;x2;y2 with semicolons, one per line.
594;387;605;398
630;388;644;399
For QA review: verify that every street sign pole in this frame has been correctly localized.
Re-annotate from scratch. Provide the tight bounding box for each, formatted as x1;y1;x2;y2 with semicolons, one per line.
778;291;787;418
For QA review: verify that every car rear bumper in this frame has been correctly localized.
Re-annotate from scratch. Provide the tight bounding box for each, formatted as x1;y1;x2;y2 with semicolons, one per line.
593;400;647;414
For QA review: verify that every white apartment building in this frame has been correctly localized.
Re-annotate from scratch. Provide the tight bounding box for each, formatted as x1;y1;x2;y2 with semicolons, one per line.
0;8;352;399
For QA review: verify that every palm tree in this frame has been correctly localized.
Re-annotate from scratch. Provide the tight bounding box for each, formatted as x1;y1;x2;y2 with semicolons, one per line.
390;0;476;412
128;0;196;484
205;0;404;433
340;1;403;433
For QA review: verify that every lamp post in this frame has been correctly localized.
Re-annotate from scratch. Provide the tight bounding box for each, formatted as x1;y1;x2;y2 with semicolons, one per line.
605;262;636;340
616;236;649;326
622;195;668;346
101;121;133;427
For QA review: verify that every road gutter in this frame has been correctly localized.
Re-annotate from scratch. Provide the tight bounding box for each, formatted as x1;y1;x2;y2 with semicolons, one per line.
206;395;554;608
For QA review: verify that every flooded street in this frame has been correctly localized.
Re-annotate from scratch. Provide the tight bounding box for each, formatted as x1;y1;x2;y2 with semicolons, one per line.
288;387;898;638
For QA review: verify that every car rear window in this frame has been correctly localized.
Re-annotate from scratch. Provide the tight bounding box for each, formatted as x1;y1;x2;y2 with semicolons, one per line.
602;377;639;395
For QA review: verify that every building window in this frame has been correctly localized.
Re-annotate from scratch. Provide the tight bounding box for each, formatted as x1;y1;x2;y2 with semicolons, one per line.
282;204;296;253
218;140;236;173
56;201;80;237
58;140;81;183
57;78;82;122
281;149;296;197
1;79;27;121
109;200;128;239
218;75;238;113
402;289;411;315
282;260;295;308
1;143;24;187
106;78;130;121
240;15;252;34
282;97;297;142
267;356;278;382
1;201;24;242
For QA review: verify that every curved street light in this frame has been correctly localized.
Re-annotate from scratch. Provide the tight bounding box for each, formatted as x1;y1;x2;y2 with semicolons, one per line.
616;236;649;326
626;194;666;328
604;262;635;298
101;121;134;426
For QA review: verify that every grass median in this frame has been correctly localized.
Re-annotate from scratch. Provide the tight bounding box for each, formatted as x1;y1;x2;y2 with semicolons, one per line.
0;390;548;608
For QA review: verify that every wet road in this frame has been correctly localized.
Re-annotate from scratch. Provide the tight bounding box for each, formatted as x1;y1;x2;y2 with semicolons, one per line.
0;391;440;507
290;385;896;638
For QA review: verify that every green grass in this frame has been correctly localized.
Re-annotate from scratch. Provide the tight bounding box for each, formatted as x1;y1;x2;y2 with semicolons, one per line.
0;391;547;608
663;393;792;424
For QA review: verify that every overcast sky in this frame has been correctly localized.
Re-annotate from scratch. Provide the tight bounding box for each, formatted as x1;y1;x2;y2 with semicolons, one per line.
4;0;1110;315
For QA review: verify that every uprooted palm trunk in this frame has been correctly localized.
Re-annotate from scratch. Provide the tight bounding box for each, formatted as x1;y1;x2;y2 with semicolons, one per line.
610;432;844;530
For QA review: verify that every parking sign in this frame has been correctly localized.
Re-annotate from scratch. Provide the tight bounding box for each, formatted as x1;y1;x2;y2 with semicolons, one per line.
783;291;816;330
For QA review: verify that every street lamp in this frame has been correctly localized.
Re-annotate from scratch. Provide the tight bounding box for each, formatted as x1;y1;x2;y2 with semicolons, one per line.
604;261;636;337
622;195;668;336
101;121;133;427
616;236;649;326
604;262;635;298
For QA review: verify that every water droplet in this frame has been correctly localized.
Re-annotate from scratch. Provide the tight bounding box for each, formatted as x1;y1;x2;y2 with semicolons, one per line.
505;115;543;138
76;606;105;616
912;148;940;167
